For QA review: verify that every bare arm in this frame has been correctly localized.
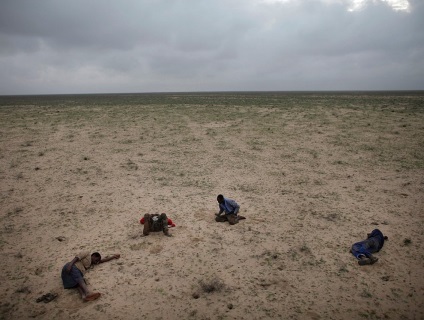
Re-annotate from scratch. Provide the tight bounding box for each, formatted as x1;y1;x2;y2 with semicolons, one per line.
216;205;224;216
66;257;80;272
100;254;120;263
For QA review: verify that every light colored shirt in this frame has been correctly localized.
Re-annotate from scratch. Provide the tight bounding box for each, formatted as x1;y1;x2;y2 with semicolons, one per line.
74;251;92;274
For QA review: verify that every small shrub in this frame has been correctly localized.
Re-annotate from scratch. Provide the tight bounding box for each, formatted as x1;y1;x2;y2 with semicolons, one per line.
199;277;225;293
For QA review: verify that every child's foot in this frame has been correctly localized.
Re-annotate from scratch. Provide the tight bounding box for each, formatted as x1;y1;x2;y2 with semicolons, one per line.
369;256;379;264
83;292;101;302
358;257;379;266
358;258;371;265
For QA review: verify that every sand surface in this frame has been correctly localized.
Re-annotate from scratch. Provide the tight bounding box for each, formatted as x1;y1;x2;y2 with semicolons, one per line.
0;92;423;320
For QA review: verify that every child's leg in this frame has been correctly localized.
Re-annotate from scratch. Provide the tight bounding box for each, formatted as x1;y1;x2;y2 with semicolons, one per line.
215;215;228;222
351;242;368;259
227;214;238;225
143;213;151;236
76;285;85;299
160;213;171;236
77;278;101;301
77;278;90;299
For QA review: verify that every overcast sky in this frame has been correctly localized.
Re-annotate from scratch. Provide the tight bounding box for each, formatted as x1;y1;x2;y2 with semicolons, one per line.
0;0;423;94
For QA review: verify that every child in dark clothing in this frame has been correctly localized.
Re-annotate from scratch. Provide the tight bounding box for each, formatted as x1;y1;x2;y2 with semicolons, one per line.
350;229;388;265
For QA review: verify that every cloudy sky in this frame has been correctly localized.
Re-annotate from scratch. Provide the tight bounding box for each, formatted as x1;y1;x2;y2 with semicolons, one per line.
0;0;423;94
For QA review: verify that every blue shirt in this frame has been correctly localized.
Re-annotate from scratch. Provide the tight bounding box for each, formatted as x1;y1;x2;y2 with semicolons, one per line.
218;198;240;215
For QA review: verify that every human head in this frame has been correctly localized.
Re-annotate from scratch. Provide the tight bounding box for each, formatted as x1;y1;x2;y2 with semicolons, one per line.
91;252;101;265
217;194;224;204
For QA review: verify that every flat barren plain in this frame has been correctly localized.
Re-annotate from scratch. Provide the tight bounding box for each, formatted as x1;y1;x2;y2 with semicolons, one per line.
0;92;423;320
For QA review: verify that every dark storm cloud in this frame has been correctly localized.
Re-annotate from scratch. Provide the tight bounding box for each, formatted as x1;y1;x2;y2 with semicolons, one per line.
0;0;423;94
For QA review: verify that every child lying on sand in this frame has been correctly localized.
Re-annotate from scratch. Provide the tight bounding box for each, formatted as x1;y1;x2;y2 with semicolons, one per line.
61;251;120;302
140;213;174;237
350;229;387;266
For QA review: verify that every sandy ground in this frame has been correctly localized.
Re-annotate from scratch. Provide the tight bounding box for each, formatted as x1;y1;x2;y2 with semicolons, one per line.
0;92;423;320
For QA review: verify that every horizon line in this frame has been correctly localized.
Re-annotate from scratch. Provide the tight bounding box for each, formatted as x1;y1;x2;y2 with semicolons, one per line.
1;89;424;97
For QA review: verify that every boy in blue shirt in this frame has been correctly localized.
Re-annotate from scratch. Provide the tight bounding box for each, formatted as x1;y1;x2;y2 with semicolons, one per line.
215;194;245;225
350;229;388;265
